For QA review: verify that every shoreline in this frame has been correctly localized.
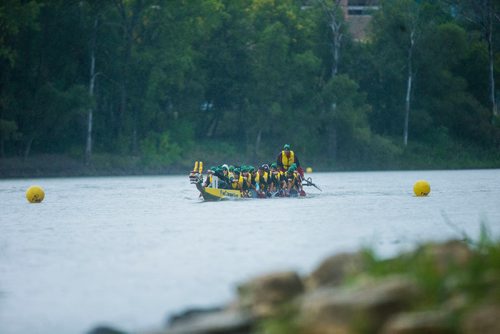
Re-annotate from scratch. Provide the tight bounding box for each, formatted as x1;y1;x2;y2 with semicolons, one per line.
2;154;500;179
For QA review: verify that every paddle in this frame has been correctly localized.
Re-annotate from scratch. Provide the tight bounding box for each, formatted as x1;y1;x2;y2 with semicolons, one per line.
302;177;322;192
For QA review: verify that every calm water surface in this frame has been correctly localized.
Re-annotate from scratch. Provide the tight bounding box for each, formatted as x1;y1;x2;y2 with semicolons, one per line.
1;170;500;333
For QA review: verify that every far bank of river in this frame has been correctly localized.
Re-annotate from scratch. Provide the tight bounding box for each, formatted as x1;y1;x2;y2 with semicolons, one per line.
2;151;500;179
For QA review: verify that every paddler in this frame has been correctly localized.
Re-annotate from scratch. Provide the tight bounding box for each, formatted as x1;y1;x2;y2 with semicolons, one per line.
276;144;304;178
230;168;242;191
203;167;215;188
285;164;304;196
215;164;230;189
255;164;270;197
228;165;235;179
240;166;253;195
269;163;286;196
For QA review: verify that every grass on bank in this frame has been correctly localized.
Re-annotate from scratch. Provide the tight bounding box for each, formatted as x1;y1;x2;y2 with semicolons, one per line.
257;224;500;334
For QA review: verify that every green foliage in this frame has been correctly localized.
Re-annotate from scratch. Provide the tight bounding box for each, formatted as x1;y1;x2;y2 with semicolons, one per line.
0;0;39;65
457;223;500;304
140;131;182;167
0;119;20;141
256;303;300;334
363;224;500;310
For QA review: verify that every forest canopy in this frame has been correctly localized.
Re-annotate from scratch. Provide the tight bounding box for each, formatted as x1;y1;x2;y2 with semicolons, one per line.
1;0;499;173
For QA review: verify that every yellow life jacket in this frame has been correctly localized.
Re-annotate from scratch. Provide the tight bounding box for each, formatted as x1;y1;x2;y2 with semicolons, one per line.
244;173;252;188
258;172;268;184
231;175;241;190
255;172;267;183
205;174;213;187
237;175;245;189
258;172;269;190
281;150;295;170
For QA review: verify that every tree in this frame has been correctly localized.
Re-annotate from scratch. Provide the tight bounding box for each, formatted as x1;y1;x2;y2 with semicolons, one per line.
0;0;39;156
445;0;500;122
317;0;346;77
369;0;435;146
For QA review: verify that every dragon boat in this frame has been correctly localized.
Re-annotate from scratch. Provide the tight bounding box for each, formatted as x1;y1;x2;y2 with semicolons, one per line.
189;161;321;201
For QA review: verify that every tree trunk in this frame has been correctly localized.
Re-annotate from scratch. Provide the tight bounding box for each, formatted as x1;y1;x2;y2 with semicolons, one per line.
132;109;138;155
404;31;415;147
85;108;93;163
85;17;98;166
320;0;343;78
331;21;342;77
24;136;34;161
487;8;498;120
328;123;337;162
206;110;219;138
255;129;262;159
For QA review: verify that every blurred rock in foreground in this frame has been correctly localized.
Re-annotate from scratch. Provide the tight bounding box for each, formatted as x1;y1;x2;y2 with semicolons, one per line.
88;237;500;334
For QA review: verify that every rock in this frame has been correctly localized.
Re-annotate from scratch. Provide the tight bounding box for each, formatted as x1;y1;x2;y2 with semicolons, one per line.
306;252;365;289
442;294;468;313
462;304;500;334
420;240;472;274
298;275;419;334
148;308;253;334
382;310;454;334
167;307;223;327
87;326;127;334
238;271;304;317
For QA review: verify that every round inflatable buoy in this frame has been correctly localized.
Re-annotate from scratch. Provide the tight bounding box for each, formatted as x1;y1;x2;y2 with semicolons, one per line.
306;167;313;173
413;180;430;196
26;185;45;203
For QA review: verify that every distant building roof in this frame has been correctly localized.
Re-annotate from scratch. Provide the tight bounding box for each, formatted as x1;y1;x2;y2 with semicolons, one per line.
342;0;379;41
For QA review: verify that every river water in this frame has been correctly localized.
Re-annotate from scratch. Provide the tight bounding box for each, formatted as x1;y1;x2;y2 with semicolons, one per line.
1;170;500;333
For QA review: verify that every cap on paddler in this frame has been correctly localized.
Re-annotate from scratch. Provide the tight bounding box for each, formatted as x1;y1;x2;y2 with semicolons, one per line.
284;144;291;150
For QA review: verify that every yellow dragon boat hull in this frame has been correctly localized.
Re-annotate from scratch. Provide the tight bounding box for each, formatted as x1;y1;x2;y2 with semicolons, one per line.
202;187;244;201
195;182;243;201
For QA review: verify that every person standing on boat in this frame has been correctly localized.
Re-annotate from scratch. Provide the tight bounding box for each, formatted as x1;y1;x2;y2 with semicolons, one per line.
276;144;304;178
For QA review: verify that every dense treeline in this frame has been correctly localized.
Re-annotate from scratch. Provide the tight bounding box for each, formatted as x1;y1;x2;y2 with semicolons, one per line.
1;0;500;173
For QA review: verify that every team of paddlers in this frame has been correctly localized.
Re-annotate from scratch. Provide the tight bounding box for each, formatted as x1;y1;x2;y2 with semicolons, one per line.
196;144;306;198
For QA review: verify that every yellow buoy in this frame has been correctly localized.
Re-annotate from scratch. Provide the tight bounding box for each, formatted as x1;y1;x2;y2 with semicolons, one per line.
26;185;45;203
413;180;430;196
306;167;313;173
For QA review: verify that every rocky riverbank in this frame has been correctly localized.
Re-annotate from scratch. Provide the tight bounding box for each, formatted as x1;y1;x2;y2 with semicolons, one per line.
89;236;500;334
